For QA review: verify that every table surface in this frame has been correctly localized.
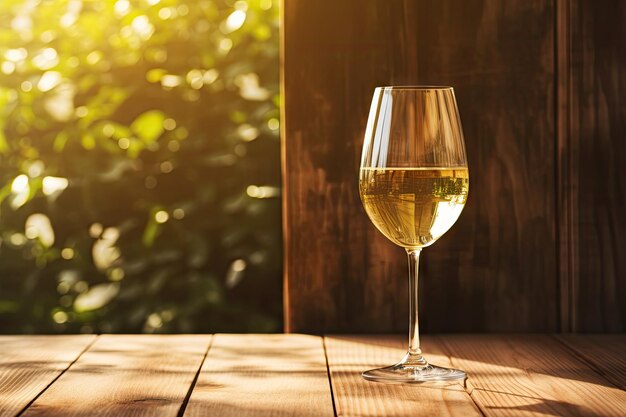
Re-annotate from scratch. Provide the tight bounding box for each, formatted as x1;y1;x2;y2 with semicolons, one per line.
0;334;624;417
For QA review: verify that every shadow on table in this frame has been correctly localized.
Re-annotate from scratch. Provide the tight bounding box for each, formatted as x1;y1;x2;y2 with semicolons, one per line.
325;334;621;389
482;395;609;417
324;334;623;417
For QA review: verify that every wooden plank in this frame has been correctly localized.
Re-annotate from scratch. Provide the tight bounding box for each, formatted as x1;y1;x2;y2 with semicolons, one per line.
184;334;334;417
442;335;626;416
282;0;407;334
21;335;210;417
557;334;626;390
324;335;483;417
556;0;577;333
412;0;557;333
0;335;95;417
559;0;626;332
283;0;558;334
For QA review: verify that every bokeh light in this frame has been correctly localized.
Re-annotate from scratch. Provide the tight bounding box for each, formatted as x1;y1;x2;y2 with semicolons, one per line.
0;0;281;335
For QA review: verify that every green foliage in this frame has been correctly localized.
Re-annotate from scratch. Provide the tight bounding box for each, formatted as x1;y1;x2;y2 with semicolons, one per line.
0;0;281;333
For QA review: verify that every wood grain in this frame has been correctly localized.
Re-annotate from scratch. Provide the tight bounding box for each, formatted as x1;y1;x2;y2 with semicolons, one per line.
21;334;210;417
411;0;557;334
556;0;577;333
184;334;334;417
557;334;626;390
282;0;558;333
282;0;407;333
324;335;482;417
6;335;626;415
0;335;95;417
442;335;626;416
558;0;626;332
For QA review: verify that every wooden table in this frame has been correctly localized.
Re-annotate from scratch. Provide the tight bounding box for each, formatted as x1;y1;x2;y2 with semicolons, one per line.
1;334;624;416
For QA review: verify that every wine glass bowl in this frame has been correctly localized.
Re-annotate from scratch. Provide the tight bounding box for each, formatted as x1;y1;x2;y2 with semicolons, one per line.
359;86;469;384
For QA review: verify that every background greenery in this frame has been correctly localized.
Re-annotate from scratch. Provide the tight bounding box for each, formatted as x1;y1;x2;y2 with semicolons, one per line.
0;0;282;333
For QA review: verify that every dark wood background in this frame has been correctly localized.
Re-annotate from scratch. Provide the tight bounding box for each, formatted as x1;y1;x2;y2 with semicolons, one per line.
558;0;626;332
282;0;625;333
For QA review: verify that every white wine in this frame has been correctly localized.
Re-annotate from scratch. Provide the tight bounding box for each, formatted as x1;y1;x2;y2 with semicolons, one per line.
359;167;469;248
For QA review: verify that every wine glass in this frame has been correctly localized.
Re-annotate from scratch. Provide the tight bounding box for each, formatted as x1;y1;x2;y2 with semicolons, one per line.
359;86;469;384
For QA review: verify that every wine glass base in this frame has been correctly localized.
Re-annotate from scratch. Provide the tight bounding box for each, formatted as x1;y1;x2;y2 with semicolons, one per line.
362;363;466;385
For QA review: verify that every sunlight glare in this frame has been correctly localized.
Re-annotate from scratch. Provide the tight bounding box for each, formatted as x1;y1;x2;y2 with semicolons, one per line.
161;74;181;88
158;7;173;20
92;227;121;270
89;223;103;238
37;71;62;92
246;185;280;199
25;213;55;247
53;311;68;324
11;175;30;209
12;14;32;34
74;283;119;312
218;38;233;53
118;138;130;149
1;62;16;75
155;210;169;223
186;69;204;89
86;51;102;65
237;124;259;142
235;73;270;101
5;48;27;62
225;258;246;288
43;83;75;122
114;0;130;16
131;15;155;40
223;10;246;33
203;69;219;84
33;48;59;70
60;0;82;28
42;176;69;196
27;160;44;177
267;118;279;130
61;248;75;259
147;313;163;328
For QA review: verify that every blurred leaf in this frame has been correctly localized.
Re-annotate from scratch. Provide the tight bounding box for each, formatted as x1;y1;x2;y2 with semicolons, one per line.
142;210;162;248
131;110;165;144
0;301;19;314
0;0;282;335
53;131;69;152
0;126;8;153
74;283;120;312
81;133;96;150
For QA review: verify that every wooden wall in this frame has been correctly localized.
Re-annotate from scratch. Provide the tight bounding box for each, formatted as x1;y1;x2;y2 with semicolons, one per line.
558;0;626;332
282;0;625;333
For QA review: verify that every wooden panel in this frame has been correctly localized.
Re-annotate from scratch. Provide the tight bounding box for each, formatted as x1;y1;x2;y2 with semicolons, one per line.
443;335;626;416
283;0;557;332
22;335;210;417
185;334;334;417
0;335;95;417
414;1;557;333
558;0;626;332
557;334;626;390
556;0;577;333
324;335;482;416
282;0;408;333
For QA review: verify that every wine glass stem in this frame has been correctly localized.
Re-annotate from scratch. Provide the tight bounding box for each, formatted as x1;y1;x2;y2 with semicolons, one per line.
406;248;427;366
